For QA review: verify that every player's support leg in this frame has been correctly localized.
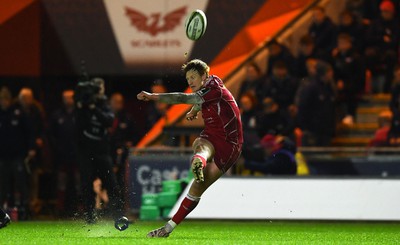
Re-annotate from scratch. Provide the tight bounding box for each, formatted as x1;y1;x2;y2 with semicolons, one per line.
147;160;223;238
0;208;10;229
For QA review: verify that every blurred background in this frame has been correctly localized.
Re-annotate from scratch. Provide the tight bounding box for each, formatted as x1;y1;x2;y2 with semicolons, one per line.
1;0;400;221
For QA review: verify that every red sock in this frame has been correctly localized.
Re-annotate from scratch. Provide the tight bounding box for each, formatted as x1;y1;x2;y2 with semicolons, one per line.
171;194;200;225
192;154;207;168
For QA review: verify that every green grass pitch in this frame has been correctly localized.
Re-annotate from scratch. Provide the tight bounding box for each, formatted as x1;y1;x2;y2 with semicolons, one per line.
2;220;400;244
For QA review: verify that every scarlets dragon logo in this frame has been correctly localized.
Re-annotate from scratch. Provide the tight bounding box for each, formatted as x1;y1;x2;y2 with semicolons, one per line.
125;6;187;36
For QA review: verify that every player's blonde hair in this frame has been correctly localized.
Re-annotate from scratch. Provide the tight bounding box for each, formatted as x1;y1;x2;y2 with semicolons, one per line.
182;59;210;77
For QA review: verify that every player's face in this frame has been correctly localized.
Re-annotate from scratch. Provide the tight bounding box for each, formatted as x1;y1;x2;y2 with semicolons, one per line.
186;69;206;92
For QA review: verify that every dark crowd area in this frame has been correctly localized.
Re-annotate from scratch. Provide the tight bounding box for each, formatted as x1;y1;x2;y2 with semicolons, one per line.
239;0;400;148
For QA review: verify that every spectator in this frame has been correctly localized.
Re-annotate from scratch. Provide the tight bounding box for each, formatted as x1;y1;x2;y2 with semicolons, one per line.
17;88;47;169
17;88;48;217
365;0;399;92
296;61;337;146
17;88;46;146
388;65;400;144
48;90;79;216
256;97;293;139
346;0;374;24
238;62;263;100
369;110;392;146
145;80;181;146
260;61;299;114
109;92;136;202
305;58;319;78
243;134;297;175
308;6;338;53
338;10;366;52
295;35;329;78
0;87;35;220
332;33;365;125
294;58;320;144
295;58;319;106
266;40;296;76
239;92;259;146
146;80;170;130
355;0;400;23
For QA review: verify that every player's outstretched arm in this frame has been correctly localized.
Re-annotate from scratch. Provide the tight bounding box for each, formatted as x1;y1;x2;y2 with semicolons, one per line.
137;91;203;105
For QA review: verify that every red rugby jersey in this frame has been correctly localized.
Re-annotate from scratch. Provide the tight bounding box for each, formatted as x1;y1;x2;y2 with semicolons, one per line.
196;75;243;145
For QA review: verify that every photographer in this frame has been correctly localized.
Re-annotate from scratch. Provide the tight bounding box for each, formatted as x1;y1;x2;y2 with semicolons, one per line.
74;78;128;230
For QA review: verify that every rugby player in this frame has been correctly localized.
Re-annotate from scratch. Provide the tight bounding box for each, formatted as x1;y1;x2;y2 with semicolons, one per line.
137;59;243;237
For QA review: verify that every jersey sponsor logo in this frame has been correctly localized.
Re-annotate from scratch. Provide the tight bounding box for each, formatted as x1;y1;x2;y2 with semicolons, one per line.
197;87;210;97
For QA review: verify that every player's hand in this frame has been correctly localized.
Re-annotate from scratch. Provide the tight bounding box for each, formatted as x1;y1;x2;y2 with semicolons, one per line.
137;91;153;101
186;110;198;121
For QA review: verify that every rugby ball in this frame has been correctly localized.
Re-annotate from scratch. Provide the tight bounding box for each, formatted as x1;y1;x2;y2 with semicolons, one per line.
184;10;207;41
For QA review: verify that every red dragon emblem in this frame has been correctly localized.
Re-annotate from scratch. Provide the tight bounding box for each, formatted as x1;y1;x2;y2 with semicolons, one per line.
125;6;187;36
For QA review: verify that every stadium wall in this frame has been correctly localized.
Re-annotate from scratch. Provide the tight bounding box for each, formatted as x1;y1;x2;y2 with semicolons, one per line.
170;177;400;221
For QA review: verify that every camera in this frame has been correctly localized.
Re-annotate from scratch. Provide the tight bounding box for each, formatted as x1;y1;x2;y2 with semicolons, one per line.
74;78;103;106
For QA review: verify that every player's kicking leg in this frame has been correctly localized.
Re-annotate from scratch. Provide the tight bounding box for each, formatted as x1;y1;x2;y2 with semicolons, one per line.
147;162;222;237
147;139;221;238
0;208;10;229
190;138;214;182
